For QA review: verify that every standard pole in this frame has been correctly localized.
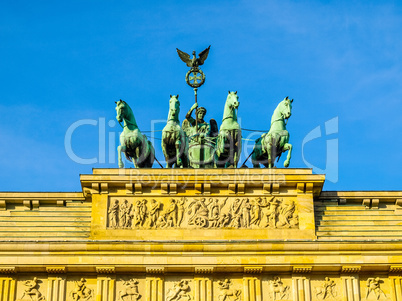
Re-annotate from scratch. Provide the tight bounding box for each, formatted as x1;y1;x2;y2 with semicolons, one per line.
194;88;198;132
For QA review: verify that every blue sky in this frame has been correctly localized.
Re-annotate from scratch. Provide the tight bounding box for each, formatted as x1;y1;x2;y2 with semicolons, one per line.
0;0;401;192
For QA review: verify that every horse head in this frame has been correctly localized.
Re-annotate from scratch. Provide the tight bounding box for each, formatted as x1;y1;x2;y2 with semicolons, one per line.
168;94;180;122
227;91;240;110
280;96;293;120
115;99;127;123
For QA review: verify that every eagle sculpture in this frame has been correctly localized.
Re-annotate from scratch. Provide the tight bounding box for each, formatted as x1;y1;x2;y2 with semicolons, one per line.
176;45;211;68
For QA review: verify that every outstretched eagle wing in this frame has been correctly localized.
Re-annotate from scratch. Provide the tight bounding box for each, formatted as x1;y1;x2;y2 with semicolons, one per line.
176;48;192;67
198;45;211;66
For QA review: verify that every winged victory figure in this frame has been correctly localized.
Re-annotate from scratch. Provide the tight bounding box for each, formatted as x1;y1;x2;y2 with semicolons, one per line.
176;45;211;69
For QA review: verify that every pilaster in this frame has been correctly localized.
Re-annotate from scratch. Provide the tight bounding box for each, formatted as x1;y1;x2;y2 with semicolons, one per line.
390;276;402;301
341;274;360;301
243;275;262;301
96;273;116;301
292;275;311;301
0;277;16;301
194;276;212;301
47;276;66;301
146;275;164;301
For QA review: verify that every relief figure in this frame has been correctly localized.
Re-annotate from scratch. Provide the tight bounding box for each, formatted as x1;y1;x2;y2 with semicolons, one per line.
241;198;251;228
217;279;241;301
108;200;120;228
165;199;178;227
119;279;141;301
187;198;211;228
70;278;93;301
229;198;244;228
277;199;298;228
120;200;132;228
269;276;289;301
366;277;386;300
148;199;161;228
250;197;272;226
315;277;336;300
208;198;227;228
19;277;45;301
166;280;191;301
133;200;147;227
177;197;186;227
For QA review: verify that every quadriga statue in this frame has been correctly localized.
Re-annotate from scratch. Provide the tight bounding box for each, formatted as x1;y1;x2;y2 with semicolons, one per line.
115;100;155;168
252;96;293;168
161;95;188;168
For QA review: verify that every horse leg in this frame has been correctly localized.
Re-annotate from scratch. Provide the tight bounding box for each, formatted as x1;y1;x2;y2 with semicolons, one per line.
175;139;182;168
267;145;273;168
118;145;125;168
161;133;169;168
283;143;292;167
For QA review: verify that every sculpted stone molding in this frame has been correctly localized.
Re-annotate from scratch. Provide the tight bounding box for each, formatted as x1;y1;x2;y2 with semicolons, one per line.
341;266;361;273
146;267;165;274
96;267;115;274
314;277;337;300
366;277;387;300
46;266;66;274
70;278;93;301
119;279;141;301
292;266;312;273
0;266;16;274
243;267;263;274
107;196;299;230
217;279;241;301
268;276;289;300
18;277;45;301
166;280;192;301
389;265;402;273
194;266;214;274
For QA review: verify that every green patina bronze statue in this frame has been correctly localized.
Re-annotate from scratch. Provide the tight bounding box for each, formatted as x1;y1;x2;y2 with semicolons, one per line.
182;102;218;168
115;100;155;168
176;46;210;89
161;95;188;168
252;96;293;168
114;46;295;169
215;91;241;168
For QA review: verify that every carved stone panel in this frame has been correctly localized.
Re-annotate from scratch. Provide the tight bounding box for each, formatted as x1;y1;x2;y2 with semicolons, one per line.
360;276;392;301
310;276;340;301
106;197;299;230
214;278;243;301
16;276;47;301
66;276;96;301
165;278;193;301
262;275;292;301
116;277;145;301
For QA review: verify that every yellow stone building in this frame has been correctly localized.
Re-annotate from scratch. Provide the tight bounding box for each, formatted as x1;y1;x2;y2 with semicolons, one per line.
0;168;401;300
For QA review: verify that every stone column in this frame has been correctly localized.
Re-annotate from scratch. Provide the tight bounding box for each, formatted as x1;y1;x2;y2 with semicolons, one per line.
0;277;16;301
96;267;116;301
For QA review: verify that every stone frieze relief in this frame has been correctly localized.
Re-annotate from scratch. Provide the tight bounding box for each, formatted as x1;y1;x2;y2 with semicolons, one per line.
107;196;299;230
